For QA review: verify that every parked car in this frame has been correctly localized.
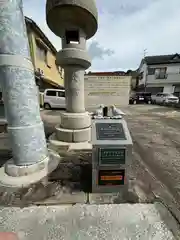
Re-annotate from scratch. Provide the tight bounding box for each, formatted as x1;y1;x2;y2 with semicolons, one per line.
129;92;152;104
151;93;179;105
43;89;66;109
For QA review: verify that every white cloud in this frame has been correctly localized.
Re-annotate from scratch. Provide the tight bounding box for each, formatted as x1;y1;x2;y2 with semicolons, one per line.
23;0;180;71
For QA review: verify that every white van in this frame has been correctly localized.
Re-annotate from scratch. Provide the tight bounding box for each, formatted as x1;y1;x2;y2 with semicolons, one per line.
43;89;66;109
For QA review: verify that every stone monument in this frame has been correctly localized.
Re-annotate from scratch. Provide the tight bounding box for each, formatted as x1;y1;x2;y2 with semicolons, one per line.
0;0;60;187
46;0;98;145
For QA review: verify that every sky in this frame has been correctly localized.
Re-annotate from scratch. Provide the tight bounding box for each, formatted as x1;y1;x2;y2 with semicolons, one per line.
23;0;180;72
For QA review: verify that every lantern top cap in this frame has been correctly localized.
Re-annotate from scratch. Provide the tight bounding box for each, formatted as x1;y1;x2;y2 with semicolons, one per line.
46;0;98;39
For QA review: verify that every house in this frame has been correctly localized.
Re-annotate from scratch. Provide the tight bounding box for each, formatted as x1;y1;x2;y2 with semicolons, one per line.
84;72;131;108
137;53;180;96
25;17;64;91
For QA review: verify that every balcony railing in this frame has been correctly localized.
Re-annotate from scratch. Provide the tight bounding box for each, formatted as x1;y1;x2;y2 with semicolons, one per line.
155;73;167;79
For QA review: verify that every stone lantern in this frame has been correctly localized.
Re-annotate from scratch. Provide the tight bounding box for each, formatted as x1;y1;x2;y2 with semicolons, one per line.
46;0;98;143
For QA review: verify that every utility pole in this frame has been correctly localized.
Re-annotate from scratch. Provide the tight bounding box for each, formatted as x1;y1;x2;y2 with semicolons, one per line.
143;49;148;92
143;49;147;58
0;0;57;186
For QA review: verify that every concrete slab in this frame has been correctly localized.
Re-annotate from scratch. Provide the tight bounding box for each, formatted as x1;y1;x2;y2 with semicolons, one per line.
0;203;179;239
89;192;125;204
34;191;88;205
89;190;139;204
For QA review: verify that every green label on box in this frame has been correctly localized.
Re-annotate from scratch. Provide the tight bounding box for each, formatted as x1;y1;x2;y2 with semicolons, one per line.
99;148;126;165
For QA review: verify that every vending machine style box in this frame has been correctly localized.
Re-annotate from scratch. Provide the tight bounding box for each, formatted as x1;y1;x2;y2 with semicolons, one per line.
91;119;133;193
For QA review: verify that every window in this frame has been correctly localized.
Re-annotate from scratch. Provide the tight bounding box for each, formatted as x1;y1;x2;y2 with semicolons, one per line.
36;41;47;63
155;68;167;79
58;91;65;97
66;30;79;44
46;90;56;96
148;68;155;75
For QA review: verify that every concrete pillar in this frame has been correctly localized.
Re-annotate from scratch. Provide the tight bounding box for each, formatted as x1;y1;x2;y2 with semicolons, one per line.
46;0;98;143
0;0;59;186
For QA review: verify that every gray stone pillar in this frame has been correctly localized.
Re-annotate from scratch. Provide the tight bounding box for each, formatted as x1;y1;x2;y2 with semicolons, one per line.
64;67;85;113
0;0;59;186
46;0;98;143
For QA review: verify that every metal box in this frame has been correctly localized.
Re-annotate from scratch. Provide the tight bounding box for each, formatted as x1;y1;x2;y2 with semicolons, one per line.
91;118;133;193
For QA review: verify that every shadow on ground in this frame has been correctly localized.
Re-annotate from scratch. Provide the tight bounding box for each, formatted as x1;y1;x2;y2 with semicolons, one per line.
0;150;12;167
44;108;65;116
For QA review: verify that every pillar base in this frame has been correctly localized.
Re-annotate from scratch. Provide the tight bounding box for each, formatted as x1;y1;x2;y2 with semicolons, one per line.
0;150;60;188
60;112;91;129
49;132;92;152
55;126;91;142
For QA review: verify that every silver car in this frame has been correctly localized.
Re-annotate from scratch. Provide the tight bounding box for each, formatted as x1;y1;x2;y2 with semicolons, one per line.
158;93;179;105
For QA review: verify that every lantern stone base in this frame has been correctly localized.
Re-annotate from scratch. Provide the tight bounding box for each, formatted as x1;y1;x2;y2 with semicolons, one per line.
0;150;60;188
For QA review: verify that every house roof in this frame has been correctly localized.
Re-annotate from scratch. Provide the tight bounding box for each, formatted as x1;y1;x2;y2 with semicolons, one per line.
25;16;57;55
144;53;180;65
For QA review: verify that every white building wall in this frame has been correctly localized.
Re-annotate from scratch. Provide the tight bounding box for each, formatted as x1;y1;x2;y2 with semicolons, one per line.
138;63;147;85
167;65;180;74
163;85;175;93
84;75;131;109
147;63;180;83
148;63;179;70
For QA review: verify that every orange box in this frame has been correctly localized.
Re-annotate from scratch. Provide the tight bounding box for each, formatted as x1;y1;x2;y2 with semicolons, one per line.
100;175;123;181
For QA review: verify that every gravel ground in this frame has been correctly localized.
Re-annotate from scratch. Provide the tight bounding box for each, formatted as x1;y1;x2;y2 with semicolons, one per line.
126;105;180;199
124;105;180;221
1;106;180;215
41;106;180;203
